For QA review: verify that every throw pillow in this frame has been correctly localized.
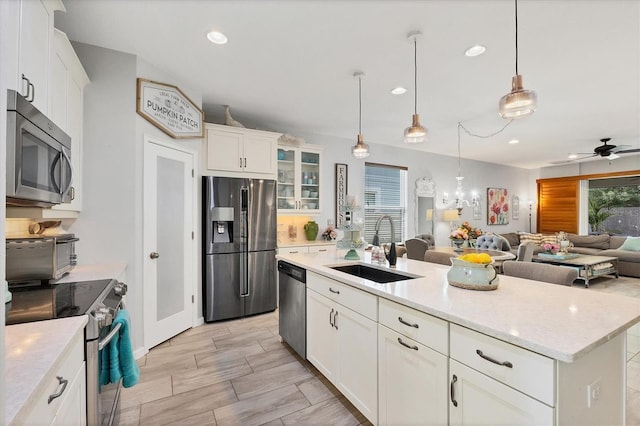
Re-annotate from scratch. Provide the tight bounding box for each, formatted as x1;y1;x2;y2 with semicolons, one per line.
619;237;640;252
518;232;543;245
541;234;558;245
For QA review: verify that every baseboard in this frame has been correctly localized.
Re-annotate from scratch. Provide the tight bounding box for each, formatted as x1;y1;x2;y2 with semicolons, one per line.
133;346;149;360
194;316;204;327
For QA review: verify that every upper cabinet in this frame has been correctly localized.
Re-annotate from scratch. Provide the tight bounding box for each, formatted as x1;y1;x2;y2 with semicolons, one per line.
17;0;65;114
50;29;90;213
204;123;280;180
277;145;322;214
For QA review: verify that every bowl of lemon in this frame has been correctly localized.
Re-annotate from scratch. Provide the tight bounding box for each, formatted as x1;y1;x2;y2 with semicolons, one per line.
447;253;499;291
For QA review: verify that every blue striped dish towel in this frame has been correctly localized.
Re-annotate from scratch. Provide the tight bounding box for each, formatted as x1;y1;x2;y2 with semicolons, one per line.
108;309;140;388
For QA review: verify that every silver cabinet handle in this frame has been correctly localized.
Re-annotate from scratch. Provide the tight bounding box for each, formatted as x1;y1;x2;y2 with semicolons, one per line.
333;310;338;330
329;287;340;294
450;375;458;407
244;157;247;168
289;250;299;254
398;316;419;328
397;337;418;351
48;376;68;404
318;249;327;252
240;157;243;168
149;252;160;259
476;349;513;368
329;308;334;327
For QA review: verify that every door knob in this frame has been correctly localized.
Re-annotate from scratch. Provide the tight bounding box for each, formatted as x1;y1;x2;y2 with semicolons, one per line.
149;252;160;259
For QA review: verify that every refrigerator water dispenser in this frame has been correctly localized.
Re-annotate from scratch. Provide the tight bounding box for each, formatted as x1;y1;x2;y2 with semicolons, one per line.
211;207;234;243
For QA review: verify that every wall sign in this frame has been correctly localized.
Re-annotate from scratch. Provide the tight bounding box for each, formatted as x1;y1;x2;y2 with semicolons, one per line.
335;164;348;226
487;187;509;225
512;195;520;220
136;78;204;139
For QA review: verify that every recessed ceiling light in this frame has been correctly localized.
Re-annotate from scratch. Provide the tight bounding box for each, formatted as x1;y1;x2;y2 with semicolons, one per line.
464;45;486;57
207;31;228;45
508;139;519;144
568;154;578;159
391;87;406;95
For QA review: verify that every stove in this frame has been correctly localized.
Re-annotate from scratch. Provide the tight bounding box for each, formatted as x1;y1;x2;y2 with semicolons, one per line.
6;278;127;425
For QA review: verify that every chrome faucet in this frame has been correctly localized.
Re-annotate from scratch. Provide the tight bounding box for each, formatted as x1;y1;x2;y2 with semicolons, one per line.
372;215;397;267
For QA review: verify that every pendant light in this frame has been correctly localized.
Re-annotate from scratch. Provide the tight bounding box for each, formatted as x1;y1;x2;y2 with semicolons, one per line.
404;30;426;143
352;72;370;159
499;0;537;119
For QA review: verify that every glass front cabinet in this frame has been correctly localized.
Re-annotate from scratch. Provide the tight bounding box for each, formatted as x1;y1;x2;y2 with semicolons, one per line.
277;145;322;214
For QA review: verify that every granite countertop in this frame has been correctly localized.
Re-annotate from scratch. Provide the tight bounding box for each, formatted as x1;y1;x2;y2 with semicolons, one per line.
5;316;88;425
276;252;640;362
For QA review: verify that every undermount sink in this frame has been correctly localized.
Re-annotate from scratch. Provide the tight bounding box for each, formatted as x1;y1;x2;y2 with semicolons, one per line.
329;264;419;283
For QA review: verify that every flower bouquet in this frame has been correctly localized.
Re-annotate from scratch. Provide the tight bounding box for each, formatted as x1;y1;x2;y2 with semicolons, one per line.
543;243;559;254
321;225;337;241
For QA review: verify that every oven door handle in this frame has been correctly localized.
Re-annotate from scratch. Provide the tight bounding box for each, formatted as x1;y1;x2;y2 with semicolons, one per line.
98;322;122;351
56;237;80;244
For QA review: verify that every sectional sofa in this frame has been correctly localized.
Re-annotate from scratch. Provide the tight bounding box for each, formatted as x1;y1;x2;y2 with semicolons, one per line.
496;232;640;278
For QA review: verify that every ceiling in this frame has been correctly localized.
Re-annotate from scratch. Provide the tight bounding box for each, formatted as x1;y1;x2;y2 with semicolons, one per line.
56;0;640;169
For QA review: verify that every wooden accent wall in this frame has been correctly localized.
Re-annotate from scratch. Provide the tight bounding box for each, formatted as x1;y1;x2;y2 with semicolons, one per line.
536;169;640;234
537;178;579;234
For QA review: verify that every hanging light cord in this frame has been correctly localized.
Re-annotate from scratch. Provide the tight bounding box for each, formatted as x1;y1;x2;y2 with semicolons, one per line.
459;119;513;139
515;0;519;75
457;123;462;177
413;36;418;115
358;75;362;135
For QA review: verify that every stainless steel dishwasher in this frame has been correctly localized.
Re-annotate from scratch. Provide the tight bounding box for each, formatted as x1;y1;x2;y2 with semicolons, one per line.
278;260;306;358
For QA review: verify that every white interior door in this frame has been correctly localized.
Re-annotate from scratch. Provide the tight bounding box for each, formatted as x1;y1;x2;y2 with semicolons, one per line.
143;137;195;349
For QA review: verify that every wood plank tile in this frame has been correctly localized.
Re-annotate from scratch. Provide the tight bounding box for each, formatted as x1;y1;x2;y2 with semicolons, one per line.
145;337;216;365
119;376;173;409
164;410;216;426
213;328;274;349
259;335;286;352
118;406;140;426
138;354;197;384
140;381;237;425
170;326;231;347
246;347;297;372
173;358;253;394
296;376;340;405
232;361;312;400
281;397;359;426
195;343;265;369
259;419;284;426
214;384;309;426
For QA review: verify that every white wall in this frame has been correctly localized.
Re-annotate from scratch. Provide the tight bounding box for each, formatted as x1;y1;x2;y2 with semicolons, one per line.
539;155;639;178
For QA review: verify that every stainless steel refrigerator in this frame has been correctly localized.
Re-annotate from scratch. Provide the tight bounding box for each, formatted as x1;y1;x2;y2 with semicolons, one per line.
203;176;277;322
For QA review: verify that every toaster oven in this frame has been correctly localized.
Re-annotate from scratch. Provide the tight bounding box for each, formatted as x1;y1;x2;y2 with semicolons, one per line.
5;233;78;282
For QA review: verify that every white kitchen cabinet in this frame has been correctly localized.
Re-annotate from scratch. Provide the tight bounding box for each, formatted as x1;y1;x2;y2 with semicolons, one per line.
205;123;279;179
50;29;90;213
306;272;377;424
277;145;322;213
449;359;553;426
17;0;65;114
378;325;448;426
20;331;87;425
278;242;335;256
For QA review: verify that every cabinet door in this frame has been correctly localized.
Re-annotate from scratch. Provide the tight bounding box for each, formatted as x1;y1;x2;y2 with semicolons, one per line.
52;362;87;425
449;360;554;426
336;305;378;424
18;0;55;113
306;289;339;383
244;134;276;174
277;147;297;211
378;325;448;426
207;129;243;172
278;246;309;255
299;148;320;212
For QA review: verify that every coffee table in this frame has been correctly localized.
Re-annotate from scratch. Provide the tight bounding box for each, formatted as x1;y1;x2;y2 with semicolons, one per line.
532;254;619;287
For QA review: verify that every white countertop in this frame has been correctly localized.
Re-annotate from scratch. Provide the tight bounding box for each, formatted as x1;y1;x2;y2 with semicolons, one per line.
5;316;88;424
279;240;336;248
277;252;640;362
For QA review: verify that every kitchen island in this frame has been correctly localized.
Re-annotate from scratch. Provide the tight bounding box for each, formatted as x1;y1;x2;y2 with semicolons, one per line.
276;251;640;425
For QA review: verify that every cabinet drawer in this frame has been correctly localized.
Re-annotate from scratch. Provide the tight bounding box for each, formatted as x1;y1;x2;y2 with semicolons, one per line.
279;246;310;254
22;331;85;424
308;245;335;254
450;324;555;406
307;272;377;321
379;298;448;356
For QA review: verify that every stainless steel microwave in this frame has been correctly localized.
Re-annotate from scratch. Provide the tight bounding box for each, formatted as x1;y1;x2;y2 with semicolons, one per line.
6;89;73;207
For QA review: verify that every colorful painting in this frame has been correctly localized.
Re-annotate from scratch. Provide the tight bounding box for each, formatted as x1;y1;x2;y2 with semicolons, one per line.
487;188;509;225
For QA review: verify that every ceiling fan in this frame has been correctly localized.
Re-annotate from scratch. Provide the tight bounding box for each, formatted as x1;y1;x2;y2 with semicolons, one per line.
551;138;640;164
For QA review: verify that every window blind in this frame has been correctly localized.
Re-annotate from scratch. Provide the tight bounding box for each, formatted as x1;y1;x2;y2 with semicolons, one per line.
364;163;407;244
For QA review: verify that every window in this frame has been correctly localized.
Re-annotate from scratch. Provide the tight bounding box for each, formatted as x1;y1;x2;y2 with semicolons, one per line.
364;163;407;243
588;176;640;236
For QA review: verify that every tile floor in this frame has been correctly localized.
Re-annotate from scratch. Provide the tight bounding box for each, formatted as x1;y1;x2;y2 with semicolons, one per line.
121;275;640;426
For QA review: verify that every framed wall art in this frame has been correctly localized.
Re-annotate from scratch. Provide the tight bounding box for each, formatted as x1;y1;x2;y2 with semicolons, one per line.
335;163;348;226
487;187;509;225
136;78;204;139
512;195;520;220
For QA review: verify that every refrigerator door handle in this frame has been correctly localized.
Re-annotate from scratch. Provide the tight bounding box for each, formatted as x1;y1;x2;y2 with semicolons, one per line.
240;186;250;297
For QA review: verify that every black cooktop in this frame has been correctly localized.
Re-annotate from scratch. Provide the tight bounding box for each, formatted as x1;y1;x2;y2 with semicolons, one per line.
6;279;114;325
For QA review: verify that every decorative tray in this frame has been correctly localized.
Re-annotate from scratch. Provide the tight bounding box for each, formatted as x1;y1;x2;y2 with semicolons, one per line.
538;253;580;260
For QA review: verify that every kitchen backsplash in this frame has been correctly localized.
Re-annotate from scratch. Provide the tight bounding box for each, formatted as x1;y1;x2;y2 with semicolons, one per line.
278;215;314;244
5;219;36;236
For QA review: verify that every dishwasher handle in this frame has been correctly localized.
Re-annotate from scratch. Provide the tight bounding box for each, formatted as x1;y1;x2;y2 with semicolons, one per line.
278;261;306;283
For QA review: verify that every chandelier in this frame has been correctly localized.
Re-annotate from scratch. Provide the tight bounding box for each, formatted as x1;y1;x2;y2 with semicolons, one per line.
442;123;480;215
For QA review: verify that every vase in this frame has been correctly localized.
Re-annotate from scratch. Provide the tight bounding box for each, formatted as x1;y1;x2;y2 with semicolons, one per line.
452;239;465;252
304;221;318;241
447;258;499;291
